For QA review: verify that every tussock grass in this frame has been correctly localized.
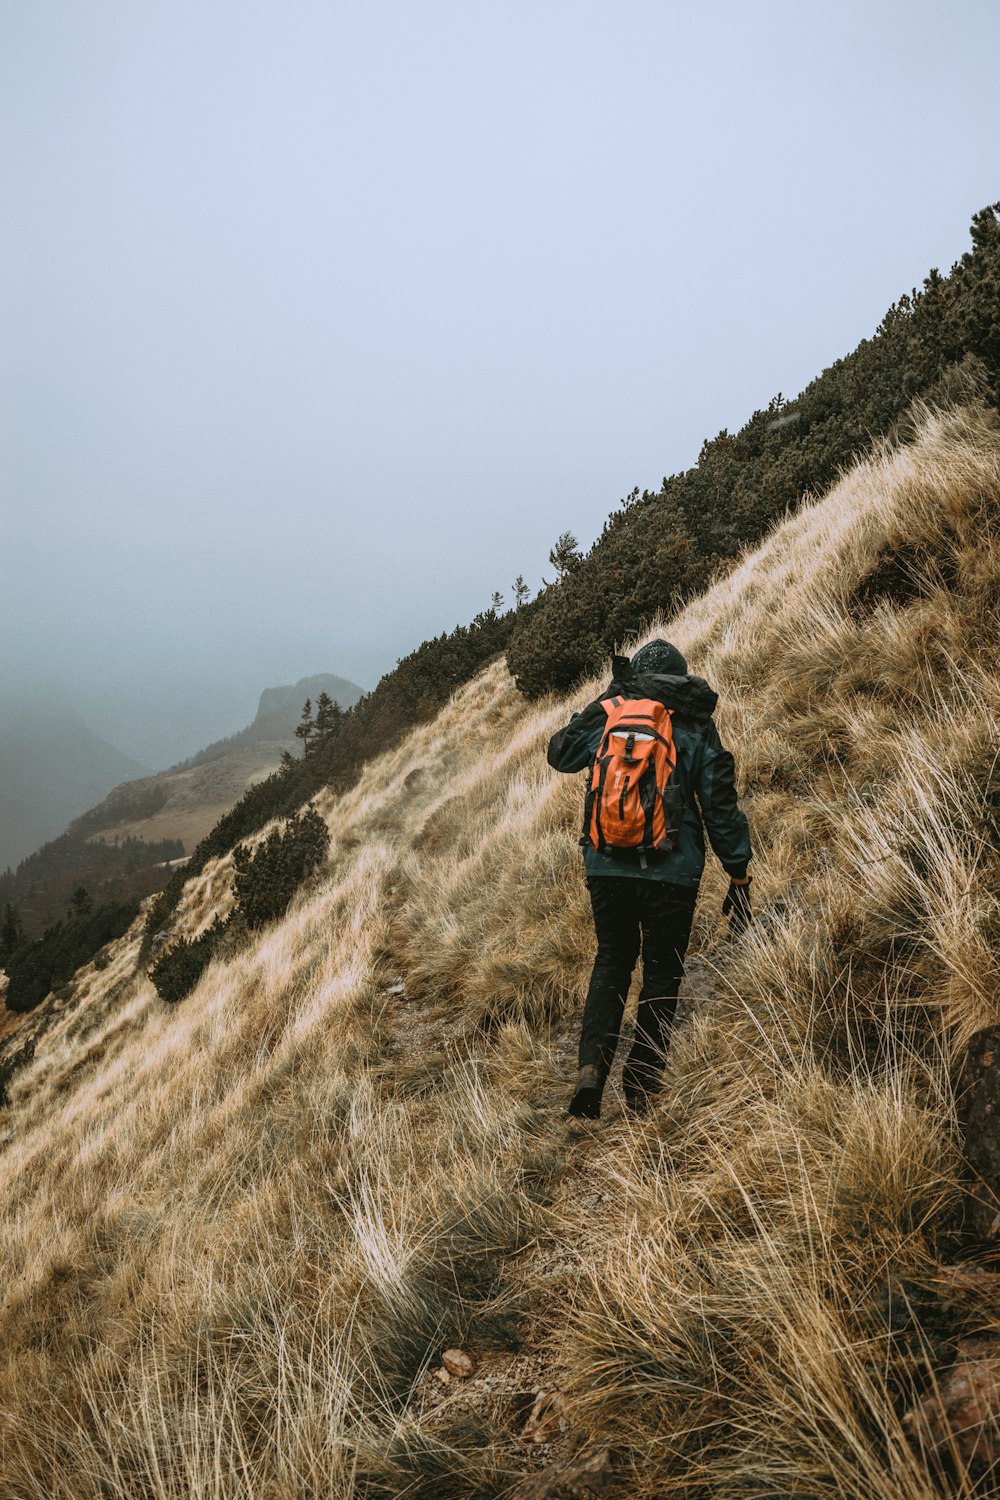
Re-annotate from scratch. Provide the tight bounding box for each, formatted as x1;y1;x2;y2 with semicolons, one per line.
2;403;1000;1494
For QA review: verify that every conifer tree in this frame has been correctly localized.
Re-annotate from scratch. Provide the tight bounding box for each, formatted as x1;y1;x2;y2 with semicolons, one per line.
548;531;582;582
512;574;531;608
294;699;315;758
70;886;93;917
0;903;24;964
314;692;342;747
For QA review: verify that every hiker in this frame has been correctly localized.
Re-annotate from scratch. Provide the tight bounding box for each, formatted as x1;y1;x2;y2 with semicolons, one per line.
547;638;752;1119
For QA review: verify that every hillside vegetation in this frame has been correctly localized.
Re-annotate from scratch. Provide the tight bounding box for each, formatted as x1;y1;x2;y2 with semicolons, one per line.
1;402;999;1495
143;204;1000;958
507;201;1000;697
0;829;184;941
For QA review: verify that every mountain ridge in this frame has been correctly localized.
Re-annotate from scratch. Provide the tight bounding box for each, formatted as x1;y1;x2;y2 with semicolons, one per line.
164;672;365;775
73;670;365;852
0;695;150;873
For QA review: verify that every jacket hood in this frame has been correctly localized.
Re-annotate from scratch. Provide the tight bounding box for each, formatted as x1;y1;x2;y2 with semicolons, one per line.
606;670;718;719
626;639;689;677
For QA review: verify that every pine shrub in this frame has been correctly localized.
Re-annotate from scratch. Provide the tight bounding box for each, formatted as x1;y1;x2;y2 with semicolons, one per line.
149;921;226;1005
4;901;140;1014
149;812;330;1004
233;808;330;930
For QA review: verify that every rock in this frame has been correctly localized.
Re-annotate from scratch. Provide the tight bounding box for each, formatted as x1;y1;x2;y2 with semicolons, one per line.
956;1025;1000;1240
904;1338;1000;1468
511;1447;615;1499
433;1367;450;1386
441;1348;476;1378
519;1390;570;1444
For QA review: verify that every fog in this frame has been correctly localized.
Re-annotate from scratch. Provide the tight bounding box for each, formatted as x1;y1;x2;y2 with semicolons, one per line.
4;0;1000;767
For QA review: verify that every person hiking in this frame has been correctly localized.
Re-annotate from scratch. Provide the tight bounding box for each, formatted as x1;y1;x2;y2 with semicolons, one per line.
547;638;752;1119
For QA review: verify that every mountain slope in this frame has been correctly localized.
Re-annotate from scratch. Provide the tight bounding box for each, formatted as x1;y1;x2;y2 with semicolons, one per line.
0;696;149;872
71;672;365;853
507;200;1000;698
1;403;1000;1496
165;672;366;775
0;673;366;941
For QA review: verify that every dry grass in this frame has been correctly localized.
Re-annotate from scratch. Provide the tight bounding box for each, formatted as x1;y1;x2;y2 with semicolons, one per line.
2;402;1000;1495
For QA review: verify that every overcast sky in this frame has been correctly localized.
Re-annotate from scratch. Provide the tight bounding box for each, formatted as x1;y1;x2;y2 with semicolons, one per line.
3;0;1000;766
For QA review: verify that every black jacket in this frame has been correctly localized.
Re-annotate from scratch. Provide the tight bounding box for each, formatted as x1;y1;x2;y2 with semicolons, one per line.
547;671;752;887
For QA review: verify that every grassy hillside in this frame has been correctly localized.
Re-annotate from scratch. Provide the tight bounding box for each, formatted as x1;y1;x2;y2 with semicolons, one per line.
1;402;999;1496
506;201;1000;699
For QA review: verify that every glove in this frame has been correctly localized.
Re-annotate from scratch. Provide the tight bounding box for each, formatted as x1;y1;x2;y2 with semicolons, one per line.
722;878;752;932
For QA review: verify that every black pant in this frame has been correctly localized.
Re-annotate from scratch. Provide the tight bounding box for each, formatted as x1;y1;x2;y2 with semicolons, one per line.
579;876;698;1090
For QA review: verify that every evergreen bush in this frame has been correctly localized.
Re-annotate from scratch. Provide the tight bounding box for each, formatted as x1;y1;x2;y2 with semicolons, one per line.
149;810;330;1004
148;921;226;1005
4;900;140;1014
232;808;330;930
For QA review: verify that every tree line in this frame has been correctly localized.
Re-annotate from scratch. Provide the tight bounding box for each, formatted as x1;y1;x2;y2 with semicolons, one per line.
504;204;1000;697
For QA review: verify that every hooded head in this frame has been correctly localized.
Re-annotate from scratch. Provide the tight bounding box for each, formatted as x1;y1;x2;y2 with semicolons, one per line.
629;638;688;678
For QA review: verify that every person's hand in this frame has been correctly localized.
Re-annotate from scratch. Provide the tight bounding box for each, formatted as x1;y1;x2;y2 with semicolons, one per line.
722;878;752;932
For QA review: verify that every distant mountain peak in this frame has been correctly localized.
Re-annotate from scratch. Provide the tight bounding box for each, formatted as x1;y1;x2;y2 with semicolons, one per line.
254;674;365;725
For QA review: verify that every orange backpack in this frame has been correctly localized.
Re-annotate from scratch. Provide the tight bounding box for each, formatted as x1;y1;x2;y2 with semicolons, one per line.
582;696;683;858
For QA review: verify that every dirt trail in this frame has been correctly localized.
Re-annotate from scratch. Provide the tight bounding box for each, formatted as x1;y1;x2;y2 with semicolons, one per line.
380;955;720;1492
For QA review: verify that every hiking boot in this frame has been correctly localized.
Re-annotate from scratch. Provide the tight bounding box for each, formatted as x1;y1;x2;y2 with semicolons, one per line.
567;1065;603;1120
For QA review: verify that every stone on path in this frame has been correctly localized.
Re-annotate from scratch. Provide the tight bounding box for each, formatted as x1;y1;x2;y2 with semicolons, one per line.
519;1390;570;1444
441;1348;476;1378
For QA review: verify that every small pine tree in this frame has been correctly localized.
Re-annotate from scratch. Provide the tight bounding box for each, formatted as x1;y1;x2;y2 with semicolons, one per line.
314;692;342;747
69;886;93;917
294;698;315;758
149;920;227;1004
232;808;330;930
548;531;582;582
491;590;505;612
512;574;531;609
